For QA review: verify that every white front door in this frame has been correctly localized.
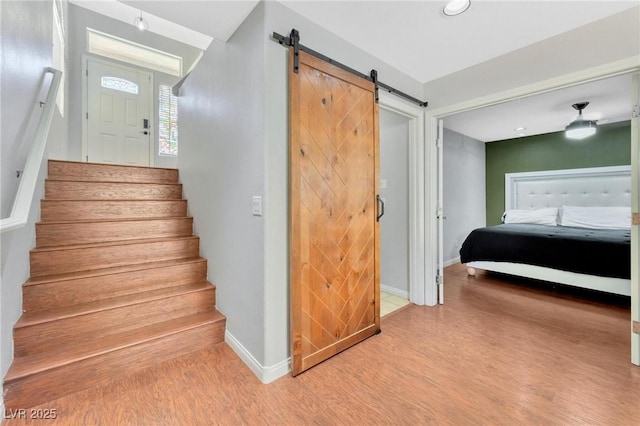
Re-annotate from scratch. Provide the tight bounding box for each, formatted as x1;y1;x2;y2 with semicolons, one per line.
86;58;152;165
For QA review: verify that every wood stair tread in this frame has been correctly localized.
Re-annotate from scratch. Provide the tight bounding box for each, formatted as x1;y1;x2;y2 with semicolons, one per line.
49;159;178;172
36;216;192;225
45;178;182;186
46;176;178;184
39;200;188;222
30;235;197;253
25;257;206;286
16;281;216;328
5;310;225;382
40;198;185;204
41;199;185;202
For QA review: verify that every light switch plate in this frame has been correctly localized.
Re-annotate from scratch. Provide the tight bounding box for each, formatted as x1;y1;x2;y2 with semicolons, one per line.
252;196;262;216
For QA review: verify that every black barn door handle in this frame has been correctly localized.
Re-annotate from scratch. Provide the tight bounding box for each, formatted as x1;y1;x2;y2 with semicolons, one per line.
376;195;385;222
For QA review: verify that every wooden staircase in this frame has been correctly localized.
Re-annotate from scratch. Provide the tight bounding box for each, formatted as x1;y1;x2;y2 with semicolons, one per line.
3;160;225;409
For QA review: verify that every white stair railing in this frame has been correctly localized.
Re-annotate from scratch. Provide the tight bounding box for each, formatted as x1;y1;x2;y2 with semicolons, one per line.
1;67;62;233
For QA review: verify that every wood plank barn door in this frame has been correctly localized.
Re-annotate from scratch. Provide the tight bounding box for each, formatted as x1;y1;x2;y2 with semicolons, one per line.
289;49;381;375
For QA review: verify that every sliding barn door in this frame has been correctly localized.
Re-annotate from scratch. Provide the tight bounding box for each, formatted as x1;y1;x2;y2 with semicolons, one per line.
289;50;380;375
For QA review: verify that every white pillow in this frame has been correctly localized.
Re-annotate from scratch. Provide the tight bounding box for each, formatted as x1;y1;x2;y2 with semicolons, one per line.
502;208;558;226
560;206;631;229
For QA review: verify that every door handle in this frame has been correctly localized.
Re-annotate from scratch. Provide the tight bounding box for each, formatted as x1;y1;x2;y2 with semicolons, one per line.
140;130;149;135
376;194;385;222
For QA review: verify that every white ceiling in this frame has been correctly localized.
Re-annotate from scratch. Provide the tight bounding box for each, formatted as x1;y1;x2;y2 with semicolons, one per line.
444;73;633;142
71;0;261;49
278;0;638;84
72;1;639;142
120;0;260;43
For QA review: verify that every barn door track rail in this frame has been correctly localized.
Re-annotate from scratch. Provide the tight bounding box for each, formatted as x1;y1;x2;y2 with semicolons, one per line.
272;29;429;108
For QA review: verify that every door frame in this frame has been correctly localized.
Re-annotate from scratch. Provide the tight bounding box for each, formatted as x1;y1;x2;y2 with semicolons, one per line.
81;55;155;166
425;56;640;362
379;92;429;306
632;72;639;366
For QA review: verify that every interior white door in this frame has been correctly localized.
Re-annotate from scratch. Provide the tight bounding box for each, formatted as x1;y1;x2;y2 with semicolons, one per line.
86;58;152;165
437;119;445;304
631;72;639;366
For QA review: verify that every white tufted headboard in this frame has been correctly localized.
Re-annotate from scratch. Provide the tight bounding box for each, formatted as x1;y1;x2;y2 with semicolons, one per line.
505;166;631;210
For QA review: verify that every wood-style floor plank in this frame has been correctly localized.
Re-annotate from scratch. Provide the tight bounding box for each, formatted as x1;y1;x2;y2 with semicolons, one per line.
6;263;639;425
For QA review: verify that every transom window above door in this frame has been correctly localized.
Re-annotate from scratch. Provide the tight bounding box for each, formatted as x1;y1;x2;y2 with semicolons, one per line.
87;28;183;77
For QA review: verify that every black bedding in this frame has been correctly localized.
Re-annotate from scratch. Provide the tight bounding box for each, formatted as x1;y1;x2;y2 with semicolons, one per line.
459;224;631;279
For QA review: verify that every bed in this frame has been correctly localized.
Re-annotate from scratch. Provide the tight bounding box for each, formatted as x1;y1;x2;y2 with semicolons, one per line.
461;166;632;296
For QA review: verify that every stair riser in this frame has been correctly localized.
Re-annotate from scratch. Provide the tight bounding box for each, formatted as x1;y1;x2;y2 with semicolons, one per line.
41;200;188;221
30;238;200;277
14;289;216;357
45;181;183;200
4;320;225;410
48;160;179;183
36;218;194;247
23;260;207;312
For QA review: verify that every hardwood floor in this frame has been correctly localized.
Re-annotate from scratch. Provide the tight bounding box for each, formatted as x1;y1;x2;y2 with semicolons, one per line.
5;263;639;425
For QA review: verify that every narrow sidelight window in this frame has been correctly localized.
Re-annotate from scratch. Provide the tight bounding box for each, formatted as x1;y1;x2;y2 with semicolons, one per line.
159;84;178;156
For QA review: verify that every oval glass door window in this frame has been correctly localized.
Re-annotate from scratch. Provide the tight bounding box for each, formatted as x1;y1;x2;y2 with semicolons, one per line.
101;76;139;95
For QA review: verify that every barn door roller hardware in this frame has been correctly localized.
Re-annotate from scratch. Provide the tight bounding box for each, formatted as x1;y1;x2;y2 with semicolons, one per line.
272;28;428;108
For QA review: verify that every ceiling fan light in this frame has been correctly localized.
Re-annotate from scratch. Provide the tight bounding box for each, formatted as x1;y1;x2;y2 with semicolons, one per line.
565;120;597;139
443;0;471;16
564;101;597;140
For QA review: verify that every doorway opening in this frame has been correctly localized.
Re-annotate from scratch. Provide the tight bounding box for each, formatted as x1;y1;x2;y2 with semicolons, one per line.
380;108;411;316
428;63;639;365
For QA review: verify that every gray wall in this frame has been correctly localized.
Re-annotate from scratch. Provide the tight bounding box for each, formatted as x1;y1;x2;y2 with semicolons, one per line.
380;109;409;296
261;0;424;371
178;4;267;364
67;3;202;167
178;0;424;374
443;128;485;265
1;0;68;217
0;0;68;400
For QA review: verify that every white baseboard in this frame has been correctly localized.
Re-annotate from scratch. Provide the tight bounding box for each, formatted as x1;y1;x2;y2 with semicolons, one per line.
224;330;290;384
381;285;409;299
444;256;461;267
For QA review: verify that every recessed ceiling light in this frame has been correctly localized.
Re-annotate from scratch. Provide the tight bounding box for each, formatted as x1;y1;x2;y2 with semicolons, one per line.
514;127;527;132
443;0;471;17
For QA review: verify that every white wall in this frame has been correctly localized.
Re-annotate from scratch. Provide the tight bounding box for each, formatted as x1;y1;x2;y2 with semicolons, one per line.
179;0;424;380
178;4;267;366
1;0;68;218
261;1;424;376
0;0;68;401
67;3;202;167
443;128;485;265
379;109;409;296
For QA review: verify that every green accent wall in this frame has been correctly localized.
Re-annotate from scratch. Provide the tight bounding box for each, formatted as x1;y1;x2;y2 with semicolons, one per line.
485;122;631;226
